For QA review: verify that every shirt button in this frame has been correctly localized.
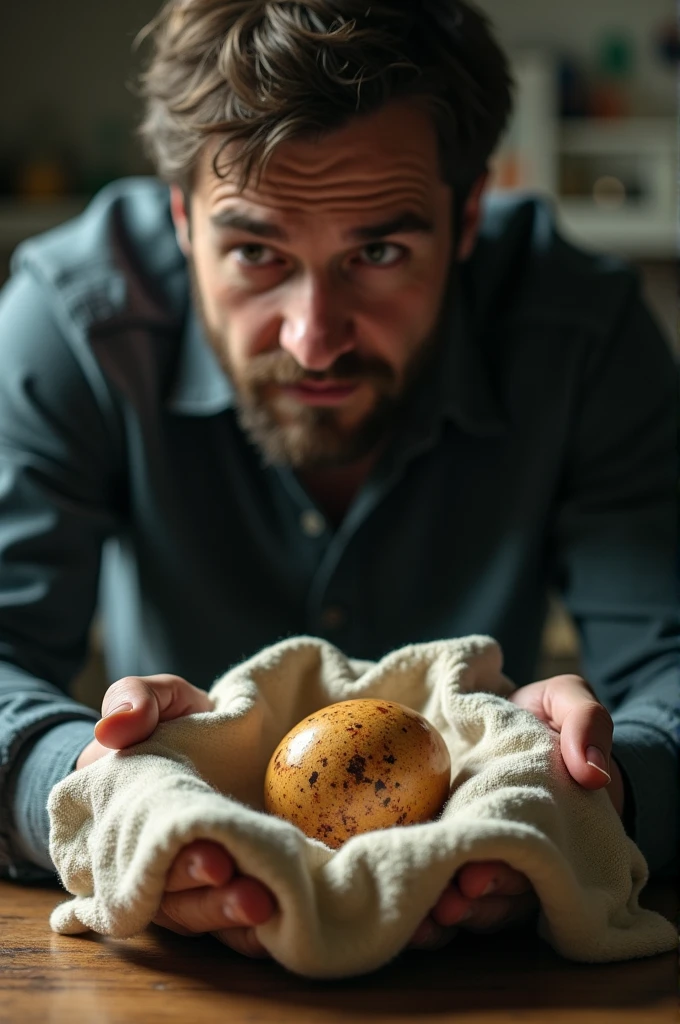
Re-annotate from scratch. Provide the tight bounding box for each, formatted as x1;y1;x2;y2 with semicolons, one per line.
320;605;347;631
300;509;326;538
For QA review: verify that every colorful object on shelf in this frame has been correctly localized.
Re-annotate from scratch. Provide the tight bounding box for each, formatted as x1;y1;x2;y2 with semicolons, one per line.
558;57;589;120
592;175;627;209
15;158;70;201
589;32;635;119
654;18;680;67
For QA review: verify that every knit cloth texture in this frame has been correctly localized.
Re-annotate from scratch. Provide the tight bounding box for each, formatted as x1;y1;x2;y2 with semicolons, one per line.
48;636;676;978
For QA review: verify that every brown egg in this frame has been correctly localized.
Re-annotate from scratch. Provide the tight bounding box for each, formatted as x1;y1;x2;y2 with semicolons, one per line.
264;698;451;848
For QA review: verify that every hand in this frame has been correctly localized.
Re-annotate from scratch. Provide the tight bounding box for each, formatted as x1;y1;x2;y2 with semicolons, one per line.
409;673;624;950
76;674;277;956
509;673;624;814
76;673;216;769
154;839;275;957
77;673;622;956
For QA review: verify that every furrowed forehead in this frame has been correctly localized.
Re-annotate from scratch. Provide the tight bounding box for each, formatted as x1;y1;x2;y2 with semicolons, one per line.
196;99;449;211
208;206;436;243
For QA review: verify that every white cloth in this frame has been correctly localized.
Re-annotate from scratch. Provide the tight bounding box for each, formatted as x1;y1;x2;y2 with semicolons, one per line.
48;636;676;978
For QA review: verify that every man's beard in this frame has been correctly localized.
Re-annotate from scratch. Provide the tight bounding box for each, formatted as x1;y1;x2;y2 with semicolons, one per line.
189;266;446;470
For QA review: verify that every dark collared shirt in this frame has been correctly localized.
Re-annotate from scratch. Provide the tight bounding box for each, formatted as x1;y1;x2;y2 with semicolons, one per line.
0;179;678;878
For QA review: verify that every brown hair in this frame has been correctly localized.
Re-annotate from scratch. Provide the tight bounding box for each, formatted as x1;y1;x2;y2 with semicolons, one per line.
137;0;513;202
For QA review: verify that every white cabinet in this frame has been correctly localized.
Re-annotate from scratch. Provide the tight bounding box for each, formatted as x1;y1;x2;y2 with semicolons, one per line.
491;52;677;258
557;118;676;257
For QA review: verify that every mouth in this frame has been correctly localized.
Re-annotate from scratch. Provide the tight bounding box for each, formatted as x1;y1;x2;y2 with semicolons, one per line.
279;380;360;407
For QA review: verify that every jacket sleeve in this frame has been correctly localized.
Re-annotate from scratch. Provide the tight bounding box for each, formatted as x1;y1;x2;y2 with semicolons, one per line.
0;268;122;878
552;276;680;877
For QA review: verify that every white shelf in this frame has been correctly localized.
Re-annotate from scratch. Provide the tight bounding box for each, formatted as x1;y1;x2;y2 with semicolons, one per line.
560;118;676;155
556;118;677;258
495;50;677;259
557;201;677;259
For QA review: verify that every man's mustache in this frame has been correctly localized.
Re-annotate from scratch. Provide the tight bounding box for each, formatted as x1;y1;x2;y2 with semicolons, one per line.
242;350;395;387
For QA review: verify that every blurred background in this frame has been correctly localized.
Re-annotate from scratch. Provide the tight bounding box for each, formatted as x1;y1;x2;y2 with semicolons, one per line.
0;0;677;699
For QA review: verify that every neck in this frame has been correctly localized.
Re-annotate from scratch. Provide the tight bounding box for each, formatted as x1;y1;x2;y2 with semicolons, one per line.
297;450;381;527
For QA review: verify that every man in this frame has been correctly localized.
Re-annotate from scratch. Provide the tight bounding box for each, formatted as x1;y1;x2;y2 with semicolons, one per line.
1;0;677;959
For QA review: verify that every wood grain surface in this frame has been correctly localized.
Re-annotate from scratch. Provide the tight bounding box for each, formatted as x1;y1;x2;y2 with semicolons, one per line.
0;879;676;1024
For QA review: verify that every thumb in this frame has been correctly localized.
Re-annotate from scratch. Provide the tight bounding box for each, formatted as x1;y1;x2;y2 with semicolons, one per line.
546;676;614;790
94;673;213;749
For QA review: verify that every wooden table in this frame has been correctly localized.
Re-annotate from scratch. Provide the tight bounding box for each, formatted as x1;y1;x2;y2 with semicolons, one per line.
0;879;676;1024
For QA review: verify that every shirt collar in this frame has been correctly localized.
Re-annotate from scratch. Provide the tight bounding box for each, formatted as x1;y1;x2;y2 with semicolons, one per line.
166;307;235;415
434;291;507;436
408;267;507;438
166;280;507;437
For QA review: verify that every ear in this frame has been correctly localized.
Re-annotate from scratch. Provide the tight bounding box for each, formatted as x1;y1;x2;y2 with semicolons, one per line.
456;172;488;262
170;184;192;256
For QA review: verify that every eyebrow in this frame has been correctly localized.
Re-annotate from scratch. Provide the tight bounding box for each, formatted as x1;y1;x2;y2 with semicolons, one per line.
350;212;434;241
209;209;435;243
210;210;288;240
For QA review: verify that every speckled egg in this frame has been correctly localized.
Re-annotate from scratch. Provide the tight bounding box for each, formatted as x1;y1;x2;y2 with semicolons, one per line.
263;698;451;848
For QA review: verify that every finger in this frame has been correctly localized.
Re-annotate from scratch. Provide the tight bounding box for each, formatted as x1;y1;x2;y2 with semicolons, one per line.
212;926;271;958
152;904;196;937
454;892;538;933
606;756;626;818
512;675;614;790
153;906;273;959
158;875;276;934
94;674;213;749
432;883;538;932
164;840;236;892
455;861;533;900
76;736;112;770
429;880;470;927
429;867;523;927
541;676;613;788
407;916;456;950
409;916;439;946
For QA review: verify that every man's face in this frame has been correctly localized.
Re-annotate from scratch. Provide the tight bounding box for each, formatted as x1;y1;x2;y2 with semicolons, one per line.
172;100;472;469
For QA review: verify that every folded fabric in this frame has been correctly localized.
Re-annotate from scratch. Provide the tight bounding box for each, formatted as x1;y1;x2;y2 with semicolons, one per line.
48;635;676;978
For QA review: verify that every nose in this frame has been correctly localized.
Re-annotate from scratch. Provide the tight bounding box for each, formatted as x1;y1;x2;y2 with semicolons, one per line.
278;274;356;372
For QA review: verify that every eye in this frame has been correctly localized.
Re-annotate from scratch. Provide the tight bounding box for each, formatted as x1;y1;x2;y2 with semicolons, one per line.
357;242;405;267
233;244;282;267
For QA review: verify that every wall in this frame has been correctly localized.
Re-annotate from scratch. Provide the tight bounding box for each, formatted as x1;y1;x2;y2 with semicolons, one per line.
1;1;676;690
480;0;675;114
0;1;675;188
0;0;158;187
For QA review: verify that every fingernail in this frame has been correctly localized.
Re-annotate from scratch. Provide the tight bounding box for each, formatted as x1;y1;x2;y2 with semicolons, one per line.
480;880;496;897
222;894;251;926
586;746;611;782
103;701;133;719
187;859;213;885
455;908;474;923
